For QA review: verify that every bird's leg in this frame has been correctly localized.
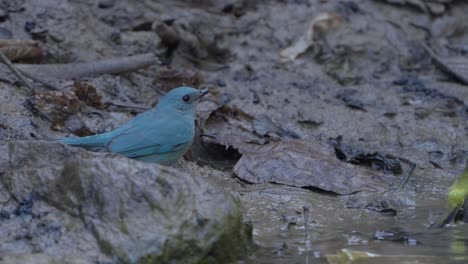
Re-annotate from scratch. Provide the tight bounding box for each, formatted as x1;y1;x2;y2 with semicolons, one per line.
463;198;468;223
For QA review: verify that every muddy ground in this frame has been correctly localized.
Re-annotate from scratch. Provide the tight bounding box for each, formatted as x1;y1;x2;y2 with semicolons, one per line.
0;0;467;263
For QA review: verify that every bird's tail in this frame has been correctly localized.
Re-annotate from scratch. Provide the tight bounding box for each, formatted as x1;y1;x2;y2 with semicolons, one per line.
56;133;110;150
430;204;463;229
430;197;468;229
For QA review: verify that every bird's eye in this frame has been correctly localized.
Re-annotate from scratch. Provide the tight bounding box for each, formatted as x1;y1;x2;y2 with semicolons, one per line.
182;95;190;103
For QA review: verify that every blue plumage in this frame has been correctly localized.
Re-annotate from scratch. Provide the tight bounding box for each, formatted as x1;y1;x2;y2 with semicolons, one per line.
60;86;208;164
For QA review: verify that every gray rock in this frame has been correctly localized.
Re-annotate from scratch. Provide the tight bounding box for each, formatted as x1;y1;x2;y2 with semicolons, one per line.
0;141;250;263
0;254;89;264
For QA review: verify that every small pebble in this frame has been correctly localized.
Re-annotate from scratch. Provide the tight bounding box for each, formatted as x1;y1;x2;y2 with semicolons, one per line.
30;27;48;40
0;27;13;39
0;210;10;220
217;79;226;87
24;21;35;32
392;78;408;86
98;0;115;9
0;9;8;22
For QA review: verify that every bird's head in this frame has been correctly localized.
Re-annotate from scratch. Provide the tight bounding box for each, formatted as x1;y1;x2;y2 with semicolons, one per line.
156;86;209;116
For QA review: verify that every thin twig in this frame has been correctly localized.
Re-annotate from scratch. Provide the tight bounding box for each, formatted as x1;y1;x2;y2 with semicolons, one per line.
0;50;34;90
423;43;468;85
19;69;58;90
178;52;229;71
303;206;311;248
397;162;416;191
200;133;217;140
15;53;157;81
106;102;150;112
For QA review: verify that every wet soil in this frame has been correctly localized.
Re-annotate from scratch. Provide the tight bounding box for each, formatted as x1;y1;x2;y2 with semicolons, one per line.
0;0;467;263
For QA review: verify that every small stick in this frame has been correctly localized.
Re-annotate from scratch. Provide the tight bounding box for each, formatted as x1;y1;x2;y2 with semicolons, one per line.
423;43;468;85
106;102;150;112
0;50;34;90
303;206;311;249
0;39;39;48
200;133;217;140
397;162;416;191
19;69;58;90
15;53;157;81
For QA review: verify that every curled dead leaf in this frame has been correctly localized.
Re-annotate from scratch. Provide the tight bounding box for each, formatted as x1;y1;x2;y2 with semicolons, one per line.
189;127;243;170
329;136;402;174
72;81;104;109
155;68;204;92
196;91;232;124
424;44;468;85
203;103;255;134
27;90;80;131
234;140;395;195
280;12;341;61
253;114;300;139
197;97;225;127
0;39;42;61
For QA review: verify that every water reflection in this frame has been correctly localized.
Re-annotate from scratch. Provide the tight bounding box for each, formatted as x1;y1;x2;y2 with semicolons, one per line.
244;196;468;264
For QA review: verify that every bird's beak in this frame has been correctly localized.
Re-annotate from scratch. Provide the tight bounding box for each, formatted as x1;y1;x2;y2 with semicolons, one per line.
197;88;209;99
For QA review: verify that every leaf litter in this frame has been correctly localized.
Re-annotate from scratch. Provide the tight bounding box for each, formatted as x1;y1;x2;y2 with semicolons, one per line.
233;140;396;195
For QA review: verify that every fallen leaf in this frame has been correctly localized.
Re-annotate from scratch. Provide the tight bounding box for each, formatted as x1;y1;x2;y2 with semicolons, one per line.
196;92;232;127
280;12;341;61
253;114;300;139
328;136;403;174
0;39;42;61
325;57;362;85
234;140;395;195
26;90;80;131
424;45;468;85
374;228;417;244
206;105;255;134
155;68;204;92
345;196;397;215
189;128;243;170
326;249;380;264
63;115;94;137
154;19;231;69
297;119;323;129
72;81;104;109
335;89;367;111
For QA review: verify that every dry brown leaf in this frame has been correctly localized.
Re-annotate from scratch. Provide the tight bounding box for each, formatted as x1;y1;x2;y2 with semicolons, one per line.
253;114;300;139
0;39;42;61
72;81;104;109
196;96;225;126
234;140;395;194
155;68;204;92
280;12;341;61
27;91;80;131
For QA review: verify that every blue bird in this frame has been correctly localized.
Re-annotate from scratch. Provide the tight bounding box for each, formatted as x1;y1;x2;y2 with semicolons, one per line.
60;86;208;164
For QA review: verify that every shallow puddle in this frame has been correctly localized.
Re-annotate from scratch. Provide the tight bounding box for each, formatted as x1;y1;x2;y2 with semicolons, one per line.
238;186;468;263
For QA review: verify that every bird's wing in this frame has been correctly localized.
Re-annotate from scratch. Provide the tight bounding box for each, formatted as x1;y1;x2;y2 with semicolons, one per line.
106;116;193;158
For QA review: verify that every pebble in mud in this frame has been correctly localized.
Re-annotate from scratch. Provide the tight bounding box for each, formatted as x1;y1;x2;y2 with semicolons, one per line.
98;0;115;9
